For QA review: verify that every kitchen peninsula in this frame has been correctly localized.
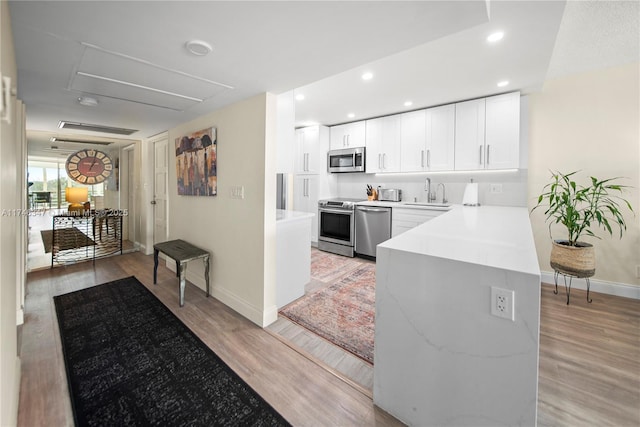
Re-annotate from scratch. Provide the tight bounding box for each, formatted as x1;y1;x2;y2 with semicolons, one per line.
374;205;541;426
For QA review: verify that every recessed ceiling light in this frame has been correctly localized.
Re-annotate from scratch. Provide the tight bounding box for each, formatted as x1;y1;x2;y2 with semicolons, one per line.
404;101;413;107
185;40;213;56
295;94;305;101
487;31;504;43
497;80;509;87
347;113;355;119
361;72;373;81
78;96;98;107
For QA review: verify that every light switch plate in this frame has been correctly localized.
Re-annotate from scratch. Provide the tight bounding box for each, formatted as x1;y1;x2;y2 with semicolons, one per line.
230;186;245;199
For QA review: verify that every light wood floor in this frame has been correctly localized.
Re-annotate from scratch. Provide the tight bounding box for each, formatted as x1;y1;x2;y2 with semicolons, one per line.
18;252;640;426
268;251;374;392
18;252;401;427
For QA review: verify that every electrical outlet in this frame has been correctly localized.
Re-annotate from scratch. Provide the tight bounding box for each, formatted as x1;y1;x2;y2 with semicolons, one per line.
491;286;515;321
490;183;503;194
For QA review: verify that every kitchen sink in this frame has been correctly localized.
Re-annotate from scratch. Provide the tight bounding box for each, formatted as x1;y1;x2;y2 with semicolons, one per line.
404;202;451;209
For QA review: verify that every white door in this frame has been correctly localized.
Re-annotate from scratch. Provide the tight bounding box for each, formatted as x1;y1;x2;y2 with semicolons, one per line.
153;136;169;245
400;110;427;172
127;148;136;245
454;98;486;171
485;92;520;170
426;104;455;171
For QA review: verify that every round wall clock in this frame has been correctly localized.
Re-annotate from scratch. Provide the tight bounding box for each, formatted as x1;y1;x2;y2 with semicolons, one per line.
65;149;113;185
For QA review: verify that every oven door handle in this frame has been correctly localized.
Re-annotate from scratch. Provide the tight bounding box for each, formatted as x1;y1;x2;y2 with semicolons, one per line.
319;208;354;216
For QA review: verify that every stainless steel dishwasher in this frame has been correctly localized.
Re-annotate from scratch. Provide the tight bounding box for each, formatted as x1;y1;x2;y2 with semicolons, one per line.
355;205;392;258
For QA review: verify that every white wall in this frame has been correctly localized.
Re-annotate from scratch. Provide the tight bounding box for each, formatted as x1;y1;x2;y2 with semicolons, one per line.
276;90;295;174
0;1;22;424
164;93;278;327
528;63;640;287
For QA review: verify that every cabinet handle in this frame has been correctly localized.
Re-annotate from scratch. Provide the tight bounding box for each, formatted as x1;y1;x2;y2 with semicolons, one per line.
383;153;387;169
427;149;431;168
421;150;425;168
486;145;490;165
479;146;483;165
346;134;350;146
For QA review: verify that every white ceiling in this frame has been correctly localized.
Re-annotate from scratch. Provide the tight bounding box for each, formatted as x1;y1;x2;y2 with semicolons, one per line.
8;1;639;158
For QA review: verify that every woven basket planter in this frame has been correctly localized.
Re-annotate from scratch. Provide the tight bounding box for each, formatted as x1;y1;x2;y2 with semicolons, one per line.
550;240;595;278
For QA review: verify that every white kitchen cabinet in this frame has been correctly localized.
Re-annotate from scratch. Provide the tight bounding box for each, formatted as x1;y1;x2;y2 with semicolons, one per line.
425;104;455;171
293;175;319;243
400;110;426;172
454;98;486;171
391;207;446;237
295;125;329;175
400;106;454;172
365;115;401;173
330;121;366;150
484;92;520;170
455;92;520;171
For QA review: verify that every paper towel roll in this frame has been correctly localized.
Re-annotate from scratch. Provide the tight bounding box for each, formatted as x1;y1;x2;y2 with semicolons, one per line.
462;182;479;206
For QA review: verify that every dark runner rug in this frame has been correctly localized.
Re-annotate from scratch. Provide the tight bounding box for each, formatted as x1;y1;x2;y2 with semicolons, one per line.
41;227;96;253
54;276;290;427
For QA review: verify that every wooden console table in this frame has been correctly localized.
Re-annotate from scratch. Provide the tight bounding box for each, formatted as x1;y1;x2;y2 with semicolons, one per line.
153;239;210;307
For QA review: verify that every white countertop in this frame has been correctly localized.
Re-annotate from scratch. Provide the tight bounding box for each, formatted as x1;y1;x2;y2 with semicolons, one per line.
276;209;314;223
378;205;540;275
356;200;452;211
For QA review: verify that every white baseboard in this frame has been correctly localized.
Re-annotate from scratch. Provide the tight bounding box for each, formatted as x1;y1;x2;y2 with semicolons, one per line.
541;270;640;300
165;261;277;327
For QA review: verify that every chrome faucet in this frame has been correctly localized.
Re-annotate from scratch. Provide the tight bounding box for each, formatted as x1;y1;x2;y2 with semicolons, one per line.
437;183;447;204
424;178;436;202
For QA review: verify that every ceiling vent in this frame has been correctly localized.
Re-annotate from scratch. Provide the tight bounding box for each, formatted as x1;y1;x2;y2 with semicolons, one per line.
50;137;113;146
58;120;138;136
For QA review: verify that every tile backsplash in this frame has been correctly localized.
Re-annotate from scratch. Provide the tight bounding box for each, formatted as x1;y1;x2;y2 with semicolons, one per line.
334;169;529;207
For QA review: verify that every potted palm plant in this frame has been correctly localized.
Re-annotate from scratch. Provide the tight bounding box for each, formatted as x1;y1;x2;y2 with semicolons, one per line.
532;171;634;277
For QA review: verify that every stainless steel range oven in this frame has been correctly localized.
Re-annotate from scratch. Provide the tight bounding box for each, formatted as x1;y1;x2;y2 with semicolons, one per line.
317;198;363;257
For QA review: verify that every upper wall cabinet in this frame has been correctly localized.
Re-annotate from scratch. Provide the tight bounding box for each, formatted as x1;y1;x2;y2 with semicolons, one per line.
455;92;520;171
399;110;426;172
365;115;401;173
484;92;520;170
454;98;486;171
295;125;329;175
330;121;366;150
425;104;455;171
400;106;455;172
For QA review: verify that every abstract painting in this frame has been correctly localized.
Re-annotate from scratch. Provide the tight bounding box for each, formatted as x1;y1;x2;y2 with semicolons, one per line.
175;127;217;196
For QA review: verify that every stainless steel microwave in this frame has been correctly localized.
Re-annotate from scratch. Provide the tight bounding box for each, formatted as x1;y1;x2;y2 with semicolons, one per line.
327;147;365;173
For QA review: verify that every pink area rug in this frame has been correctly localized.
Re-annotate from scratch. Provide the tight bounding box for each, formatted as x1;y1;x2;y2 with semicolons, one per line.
310;249;362;283
280;263;376;364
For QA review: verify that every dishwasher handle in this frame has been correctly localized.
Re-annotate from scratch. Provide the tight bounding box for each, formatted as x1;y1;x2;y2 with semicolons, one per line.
357;206;389;213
